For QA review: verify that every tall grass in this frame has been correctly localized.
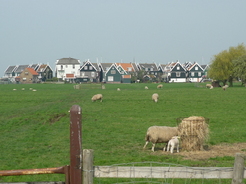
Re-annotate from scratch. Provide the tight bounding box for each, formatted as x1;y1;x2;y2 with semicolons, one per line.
0;82;245;182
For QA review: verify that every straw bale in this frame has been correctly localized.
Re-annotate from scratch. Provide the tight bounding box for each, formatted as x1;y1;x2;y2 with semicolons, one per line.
178;116;209;151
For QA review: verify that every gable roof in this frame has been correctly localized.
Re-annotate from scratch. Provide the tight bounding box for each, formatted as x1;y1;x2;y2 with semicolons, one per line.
115;63;135;72
105;63;121;75
138;63;158;71
187;62;204;71
56;57;80;65
30;64;39;70
26;68;38;75
99;63;114;72
170;61;186;71
80;60;99;71
15;65;30;73
36;64;51;73
5;66;17;73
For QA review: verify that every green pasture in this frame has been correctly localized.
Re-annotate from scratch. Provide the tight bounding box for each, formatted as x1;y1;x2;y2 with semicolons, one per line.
0;82;245;183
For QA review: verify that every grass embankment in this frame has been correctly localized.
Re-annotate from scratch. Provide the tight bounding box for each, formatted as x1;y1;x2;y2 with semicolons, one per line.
0;82;245;182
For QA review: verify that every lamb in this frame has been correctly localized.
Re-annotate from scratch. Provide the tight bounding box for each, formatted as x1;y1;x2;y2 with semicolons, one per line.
145;86;148;89
157;84;163;89
165;136;180;153
143;126;178;152
210;85;213;89
152;93;159;103
117;88;121;91
206;84;212;88
91;94;103;102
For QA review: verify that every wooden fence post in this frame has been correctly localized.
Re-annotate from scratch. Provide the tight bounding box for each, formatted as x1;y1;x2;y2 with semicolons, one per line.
231;153;245;184
70;105;82;184
83;149;94;184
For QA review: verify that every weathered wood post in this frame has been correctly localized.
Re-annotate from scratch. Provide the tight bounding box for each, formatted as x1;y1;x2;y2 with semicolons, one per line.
70;105;82;184
231;153;245;184
83;149;94;184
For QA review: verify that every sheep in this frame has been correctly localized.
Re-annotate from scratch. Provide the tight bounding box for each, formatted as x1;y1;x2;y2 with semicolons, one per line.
91;94;103;102
157;84;163;89
13;89;17;91
145;86;148;89
206;84;212;88
222;85;229;90
101;85;105;89
21;88;25;90
152;93;159;103
143;126;178;152
117;88;121;91
32;89;37;91
210;85;213;89
165;136;180;153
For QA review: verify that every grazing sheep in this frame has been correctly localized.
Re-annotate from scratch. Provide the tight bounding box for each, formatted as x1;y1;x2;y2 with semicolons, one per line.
143;126;178;152
222;85;229;90
13;89;17;91
21;88;25;90
210;85;213;89
206;84;212;88
32;89;37;91
157;84;163;89
117;88;121;91
152;93;159;103
91;94;103;102
145;86;148;89
165;136;180;153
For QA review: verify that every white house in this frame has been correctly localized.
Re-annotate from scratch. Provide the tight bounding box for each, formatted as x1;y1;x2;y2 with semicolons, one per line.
55;58;81;81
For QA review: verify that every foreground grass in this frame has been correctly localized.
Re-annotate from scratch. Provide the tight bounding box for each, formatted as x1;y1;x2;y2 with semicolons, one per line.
0;82;245;182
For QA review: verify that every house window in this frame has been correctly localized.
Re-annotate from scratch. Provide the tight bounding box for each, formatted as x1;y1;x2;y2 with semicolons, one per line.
191;72;194;77
177;66;180;70
23;78;26;81
195;66;198;70
89;66;92;70
73;64;75;69
61;65;63;70
81;72;85;77
25;72;28;75
111;70;116;74
198;72;201;76
108;76;114;81
91;72;95;77
66;65;68;68
127;67;132;71
150;68;153;71
84;66;88;70
176;72;180;77
145;68;148;71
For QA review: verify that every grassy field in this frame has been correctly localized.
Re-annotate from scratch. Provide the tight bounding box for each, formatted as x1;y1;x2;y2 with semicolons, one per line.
0;82;246;183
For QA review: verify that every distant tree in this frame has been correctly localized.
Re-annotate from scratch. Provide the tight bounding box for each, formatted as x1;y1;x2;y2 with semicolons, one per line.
208;43;246;86
233;55;246;85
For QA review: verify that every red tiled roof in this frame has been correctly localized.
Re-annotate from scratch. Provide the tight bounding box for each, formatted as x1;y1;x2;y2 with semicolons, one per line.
26;68;38;75
115;63;135;72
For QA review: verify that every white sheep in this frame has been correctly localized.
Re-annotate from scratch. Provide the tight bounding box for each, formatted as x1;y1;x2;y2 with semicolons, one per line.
117;88;121;91
143;126;178;152
157;84;163;89
206;84;212;88
21;88;25;90
91;94;103;102
165;136;180;153
222;85;229;90
145;86;148;89
152;93;159;103
13;89;17;91
210;85;213;89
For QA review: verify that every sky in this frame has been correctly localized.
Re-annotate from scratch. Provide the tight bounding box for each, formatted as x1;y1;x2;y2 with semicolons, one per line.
1;0;246;77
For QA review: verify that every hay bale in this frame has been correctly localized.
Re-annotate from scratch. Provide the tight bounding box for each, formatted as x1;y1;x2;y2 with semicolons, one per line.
178;116;209;151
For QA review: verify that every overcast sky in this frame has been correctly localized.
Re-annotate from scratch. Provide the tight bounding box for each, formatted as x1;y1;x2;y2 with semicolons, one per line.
1;0;246;76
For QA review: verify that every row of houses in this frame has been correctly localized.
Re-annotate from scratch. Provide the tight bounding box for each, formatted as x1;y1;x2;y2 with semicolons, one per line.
2;57;209;84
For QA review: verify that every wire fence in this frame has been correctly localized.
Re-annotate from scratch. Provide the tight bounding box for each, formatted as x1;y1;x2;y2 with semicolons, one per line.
92;161;237;184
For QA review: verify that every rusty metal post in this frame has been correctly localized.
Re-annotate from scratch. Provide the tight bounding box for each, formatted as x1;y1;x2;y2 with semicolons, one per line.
70;105;82;184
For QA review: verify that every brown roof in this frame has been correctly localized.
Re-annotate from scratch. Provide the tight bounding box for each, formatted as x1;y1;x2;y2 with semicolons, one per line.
115;63;135;72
